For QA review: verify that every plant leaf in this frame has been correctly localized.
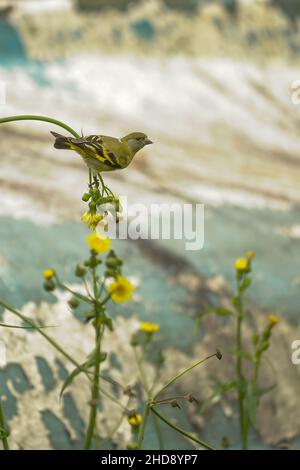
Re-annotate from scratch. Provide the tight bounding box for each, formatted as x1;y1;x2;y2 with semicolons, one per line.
215;307;232;316
60;357;95;398
240;278;252;292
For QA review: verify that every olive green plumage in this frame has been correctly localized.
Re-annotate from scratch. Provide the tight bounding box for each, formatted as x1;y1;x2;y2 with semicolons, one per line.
50;131;153;172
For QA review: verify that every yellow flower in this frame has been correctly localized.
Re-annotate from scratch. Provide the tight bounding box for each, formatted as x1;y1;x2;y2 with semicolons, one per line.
43;268;55;280
87;233;111;254
234;258;248;271
82;211;104;230
139;322;160;334
268;314;279;328
109;276;135;303
128;414;142;427
247;250;254;260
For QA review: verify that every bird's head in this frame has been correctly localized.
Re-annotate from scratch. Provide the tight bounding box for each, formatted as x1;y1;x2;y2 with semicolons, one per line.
121;132;153;154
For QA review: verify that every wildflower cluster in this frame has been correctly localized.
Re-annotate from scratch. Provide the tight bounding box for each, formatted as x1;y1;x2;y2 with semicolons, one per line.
81;176;121;230
197;250;279;450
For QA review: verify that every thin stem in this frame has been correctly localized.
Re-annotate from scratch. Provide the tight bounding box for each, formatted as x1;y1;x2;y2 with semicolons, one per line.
0;115;80;138
150;407;215;450
154;352;219;399
0;399;9;450
133;348;150;396
0;323;55;329
84;325;102;450
236;313;246;448
152;395;188;405
102;398;132;447
55;276;93;305
235;277;248;450
133;346;164;449
243;356;261;446
83;279;93;299
153;414;164;449
136;403;150;450
84;265;102;450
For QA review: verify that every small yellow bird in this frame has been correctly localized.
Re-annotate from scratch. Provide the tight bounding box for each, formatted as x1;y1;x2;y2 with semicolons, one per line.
51;131;153;172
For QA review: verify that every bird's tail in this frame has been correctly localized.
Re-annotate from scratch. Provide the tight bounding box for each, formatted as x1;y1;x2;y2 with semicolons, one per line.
50;131;72;150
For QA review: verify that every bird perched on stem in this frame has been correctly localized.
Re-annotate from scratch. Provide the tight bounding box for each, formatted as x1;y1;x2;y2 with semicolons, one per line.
50;131;153;172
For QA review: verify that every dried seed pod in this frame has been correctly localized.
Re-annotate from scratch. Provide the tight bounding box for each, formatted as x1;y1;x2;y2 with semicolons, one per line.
216;349;222;360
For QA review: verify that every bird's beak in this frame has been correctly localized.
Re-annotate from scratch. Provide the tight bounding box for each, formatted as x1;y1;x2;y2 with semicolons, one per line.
144;138;153;146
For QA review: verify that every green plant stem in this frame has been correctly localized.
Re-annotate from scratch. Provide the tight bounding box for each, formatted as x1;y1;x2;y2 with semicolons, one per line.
236;313;246;449
243;357;261;446
84;324;102;450
55;276;93;305
133;347;164;449
154;352;218;399
0;115;80;138
235;278;248;450
133;348;150;396
152;413;164;449
150;407;215;450
136;403;151;449
0;323;54;329
84;265;102;450
0;399;9;450
102;397;132;447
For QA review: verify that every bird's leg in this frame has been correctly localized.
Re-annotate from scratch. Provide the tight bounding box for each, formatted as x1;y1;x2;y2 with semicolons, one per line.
88;169;93;189
93;175;99;188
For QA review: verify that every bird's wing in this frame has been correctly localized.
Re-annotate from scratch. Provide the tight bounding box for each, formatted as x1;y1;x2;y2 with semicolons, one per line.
72;135;123;170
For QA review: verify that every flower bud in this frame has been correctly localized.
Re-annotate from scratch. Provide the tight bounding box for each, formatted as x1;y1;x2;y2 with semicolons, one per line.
106;257;119;269
68;297;80;309
82;193;91;202
130;334;139;348
216;349;222;360
171;400;180;409
105;269;116;278
75;264;87;277
43;280;56;292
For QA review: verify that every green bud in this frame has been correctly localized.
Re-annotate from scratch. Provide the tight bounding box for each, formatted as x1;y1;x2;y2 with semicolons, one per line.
105;269;115;278
82;193;91;202
43;280;56;292
156;350;165;366
106;257;119;269
75;264;87;277
91;188;100;198
130;334;139;348
104;317;114;332
89;256;99;268
68;297;80;309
